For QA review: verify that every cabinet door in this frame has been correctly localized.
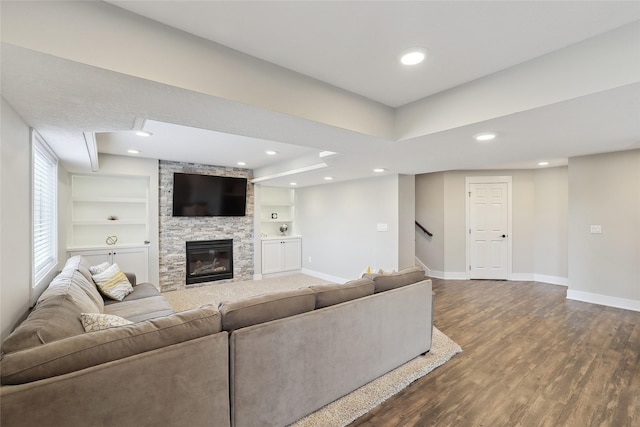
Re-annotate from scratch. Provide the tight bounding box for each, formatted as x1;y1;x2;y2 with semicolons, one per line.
282;239;302;272
112;247;149;283
68;249;111;266
261;240;283;275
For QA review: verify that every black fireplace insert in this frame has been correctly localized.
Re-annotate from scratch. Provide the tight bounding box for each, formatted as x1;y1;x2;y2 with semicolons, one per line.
185;239;233;285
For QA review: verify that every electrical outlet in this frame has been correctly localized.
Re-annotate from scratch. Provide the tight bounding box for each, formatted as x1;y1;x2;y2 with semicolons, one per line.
590;225;602;234
308;256;312;263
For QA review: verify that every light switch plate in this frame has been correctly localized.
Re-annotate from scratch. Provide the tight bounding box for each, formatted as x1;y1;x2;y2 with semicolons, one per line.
590;225;602;234
376;223;388;232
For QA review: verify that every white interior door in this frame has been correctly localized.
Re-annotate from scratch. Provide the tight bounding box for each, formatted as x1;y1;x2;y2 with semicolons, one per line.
467;180;510;280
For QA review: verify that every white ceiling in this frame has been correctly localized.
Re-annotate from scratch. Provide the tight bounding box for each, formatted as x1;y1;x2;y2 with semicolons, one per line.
2;1;640;188
108;0;639;107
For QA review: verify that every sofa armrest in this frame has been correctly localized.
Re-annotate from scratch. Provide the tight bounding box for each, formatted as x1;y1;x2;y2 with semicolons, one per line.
124;272;136;286
1;334;231;427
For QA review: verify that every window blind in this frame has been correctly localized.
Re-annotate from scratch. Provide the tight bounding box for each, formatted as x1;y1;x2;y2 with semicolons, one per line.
33;133;57;284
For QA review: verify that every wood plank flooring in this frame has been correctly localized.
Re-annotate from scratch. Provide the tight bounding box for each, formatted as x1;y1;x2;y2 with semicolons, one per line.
348;279;640;427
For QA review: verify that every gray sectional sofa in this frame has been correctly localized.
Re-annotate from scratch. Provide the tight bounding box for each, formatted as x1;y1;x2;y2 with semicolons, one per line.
0;256;433;427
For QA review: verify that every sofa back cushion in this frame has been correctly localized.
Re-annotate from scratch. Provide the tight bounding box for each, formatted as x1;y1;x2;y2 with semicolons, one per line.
366;266;426;293
1;269;103;354
0;305;222;385
65;256;105;311
310;278;375;309
219;288;316;331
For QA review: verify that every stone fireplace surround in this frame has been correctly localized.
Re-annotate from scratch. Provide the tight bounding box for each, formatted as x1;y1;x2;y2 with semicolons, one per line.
159;160;254;292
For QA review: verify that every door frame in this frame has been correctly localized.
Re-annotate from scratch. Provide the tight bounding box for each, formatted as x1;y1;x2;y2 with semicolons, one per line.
465;176;513;280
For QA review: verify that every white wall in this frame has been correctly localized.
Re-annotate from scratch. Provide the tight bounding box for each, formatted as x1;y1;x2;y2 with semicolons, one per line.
416;167;569;282
1;97;31;341
568;150;640;310
93;154;160;287
296;175;401;281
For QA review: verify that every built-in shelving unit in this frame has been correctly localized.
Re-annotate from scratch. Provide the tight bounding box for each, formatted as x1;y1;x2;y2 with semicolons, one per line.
259;186;296;237
70;174;150;248
68;174;151;282
258;186;302;276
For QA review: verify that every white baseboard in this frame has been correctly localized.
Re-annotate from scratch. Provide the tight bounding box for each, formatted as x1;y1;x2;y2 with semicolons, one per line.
301;268;350;284
566;290;640;312
425;270;468;280
510;273;568;286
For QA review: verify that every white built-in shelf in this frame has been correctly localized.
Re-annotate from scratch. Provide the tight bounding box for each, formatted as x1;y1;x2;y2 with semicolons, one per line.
70;174;150;248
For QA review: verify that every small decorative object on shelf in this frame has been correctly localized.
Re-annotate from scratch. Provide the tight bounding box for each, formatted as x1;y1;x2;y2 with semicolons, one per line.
105;235;118;245
107;215;119;221
279;224;288;236
271;212;278;219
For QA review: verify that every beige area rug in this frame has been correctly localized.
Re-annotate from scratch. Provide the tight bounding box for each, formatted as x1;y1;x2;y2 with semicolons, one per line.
162;274;462;427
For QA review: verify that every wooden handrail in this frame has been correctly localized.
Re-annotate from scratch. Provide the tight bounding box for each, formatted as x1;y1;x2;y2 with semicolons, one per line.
415;221;433;237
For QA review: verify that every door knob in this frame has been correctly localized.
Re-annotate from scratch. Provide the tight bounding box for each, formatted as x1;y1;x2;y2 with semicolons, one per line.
501;234;506;238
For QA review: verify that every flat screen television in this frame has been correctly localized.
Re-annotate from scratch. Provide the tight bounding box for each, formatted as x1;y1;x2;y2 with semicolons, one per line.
172;173;247;217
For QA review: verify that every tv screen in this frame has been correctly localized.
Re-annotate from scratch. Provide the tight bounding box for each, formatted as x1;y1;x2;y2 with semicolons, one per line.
172;173;247;217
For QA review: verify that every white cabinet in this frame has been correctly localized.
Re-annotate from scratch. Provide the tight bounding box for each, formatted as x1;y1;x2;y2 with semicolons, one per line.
68;246;150;283
70;174;149;247
261;238;302;275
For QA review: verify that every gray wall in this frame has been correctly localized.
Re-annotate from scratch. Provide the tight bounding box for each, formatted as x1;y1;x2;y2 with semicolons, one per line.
568;150;640;307
296;175;401;281
415;172;444;272
398;174;416;270
416;167;568;281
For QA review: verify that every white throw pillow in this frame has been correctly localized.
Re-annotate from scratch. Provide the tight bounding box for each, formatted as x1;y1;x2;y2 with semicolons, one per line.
80;313;133;332
91;263;134;301
89;261;111;275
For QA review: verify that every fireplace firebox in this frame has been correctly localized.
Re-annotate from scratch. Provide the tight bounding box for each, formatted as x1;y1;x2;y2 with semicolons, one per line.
185;239;233;285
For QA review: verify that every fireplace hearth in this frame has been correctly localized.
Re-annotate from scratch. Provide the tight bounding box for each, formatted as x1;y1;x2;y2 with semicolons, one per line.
185;239;233;285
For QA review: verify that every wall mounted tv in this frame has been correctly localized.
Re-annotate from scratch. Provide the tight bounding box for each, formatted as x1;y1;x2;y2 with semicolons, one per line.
172;173;247;217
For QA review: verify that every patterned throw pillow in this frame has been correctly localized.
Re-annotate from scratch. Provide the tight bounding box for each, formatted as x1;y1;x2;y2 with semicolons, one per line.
80;313;133;332
89;261;110;275
91;263;134;301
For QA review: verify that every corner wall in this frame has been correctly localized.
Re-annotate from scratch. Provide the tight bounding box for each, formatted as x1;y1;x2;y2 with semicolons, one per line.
568;150;640;310
416;167;569;283
296;175;401;281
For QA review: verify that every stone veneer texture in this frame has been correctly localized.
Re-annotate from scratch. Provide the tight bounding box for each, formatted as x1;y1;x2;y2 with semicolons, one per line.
159;161;254;292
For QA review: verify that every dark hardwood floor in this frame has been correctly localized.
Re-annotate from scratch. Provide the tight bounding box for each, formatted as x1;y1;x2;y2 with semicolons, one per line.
349;279;640;427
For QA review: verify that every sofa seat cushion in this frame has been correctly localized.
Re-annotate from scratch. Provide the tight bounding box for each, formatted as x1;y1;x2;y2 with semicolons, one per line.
102;282;161;306
219;288;316;331
1;270;103;354
365;266;426;293
310;278;375;309
103;296;174;322
0;305;223;385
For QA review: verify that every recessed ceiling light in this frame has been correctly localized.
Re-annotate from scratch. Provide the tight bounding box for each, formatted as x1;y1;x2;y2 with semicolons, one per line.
237;161;246;166
135;131;153;137
289;182;297;186
324;176;333;181
373;168;386;173
538;161;549;166
266;150;278;155
400;47;428;66
474;132;497;142
127;149;140;154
